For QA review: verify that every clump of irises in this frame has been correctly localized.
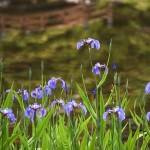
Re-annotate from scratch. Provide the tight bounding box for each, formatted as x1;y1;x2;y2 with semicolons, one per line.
51;99;87;116
1;37;150;149
6;76;68;101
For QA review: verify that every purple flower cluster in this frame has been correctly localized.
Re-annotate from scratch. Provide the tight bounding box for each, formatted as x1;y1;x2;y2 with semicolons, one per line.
103;106;125;121
25;103;46;122
6;77;68;101
51;99;87;116
31;77;68;99
6;89;29;101
24;99;86;122
0;108;16;123
77;38;100;50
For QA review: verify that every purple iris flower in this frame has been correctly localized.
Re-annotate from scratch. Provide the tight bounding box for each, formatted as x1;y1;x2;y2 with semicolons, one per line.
145;82;150;95
113;106;125;121
51;99;65;107
25;103;46;122
6;89;11;93
93;88;97;95
48;77;68;91
60;79;68;92
63;100;87;116
113;63;117;71
92;62;107;75
0;108;16;123
103;108;111;121
64;82;69;92
22;90;29;100
43;85;52;96
77;38;100;50
103;106;125;121
48;77;57;89
146;112;150;121
31;87;43;99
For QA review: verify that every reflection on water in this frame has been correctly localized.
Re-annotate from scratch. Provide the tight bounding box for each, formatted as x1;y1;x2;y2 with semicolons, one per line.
0;18;150;112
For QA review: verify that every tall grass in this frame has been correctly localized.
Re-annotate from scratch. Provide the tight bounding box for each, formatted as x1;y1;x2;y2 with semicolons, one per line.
0;38;150;150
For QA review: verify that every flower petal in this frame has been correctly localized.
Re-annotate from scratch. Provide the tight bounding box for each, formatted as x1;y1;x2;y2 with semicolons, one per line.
76;40;85;49
145;82;150;95
25;107;34;119
78;104;87;116
146;112;150;121
103;109;110;121
63;103;73;115
118;108;125;121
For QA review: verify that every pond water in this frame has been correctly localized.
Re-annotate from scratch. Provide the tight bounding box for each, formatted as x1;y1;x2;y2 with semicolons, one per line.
0;4;150;113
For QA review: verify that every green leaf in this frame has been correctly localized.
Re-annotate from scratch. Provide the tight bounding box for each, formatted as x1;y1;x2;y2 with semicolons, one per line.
134;112;143;125
76;82;96;119
36;109;53;139
122;122;128;133
105;93;113;107
97;70;108;88
2;119;9;146
80;130;88;150
103;130;110;149
59;116;70;150
97;39;112;89
141;134;150;149
42;131;49;150
127;129;139;149
28;109;53;146
76;116;91;138
3;132;22;149
107;39;112;66
12;121;21;135
2;83;14;108
121;96;128;109
130;111;140;127
99;90;106;147
13;90;25;111
126;130;132;146
19;135;30;150
88;131;96;150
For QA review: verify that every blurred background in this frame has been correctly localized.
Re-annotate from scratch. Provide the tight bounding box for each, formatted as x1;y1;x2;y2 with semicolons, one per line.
0;0;150;109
